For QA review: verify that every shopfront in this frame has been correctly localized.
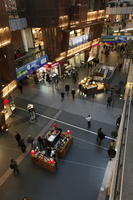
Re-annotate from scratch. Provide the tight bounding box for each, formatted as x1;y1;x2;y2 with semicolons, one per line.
16;55;48;82
32;28;44;47
63;51;85;76
69;28;90;49
44;62;61;78
0;80;17;131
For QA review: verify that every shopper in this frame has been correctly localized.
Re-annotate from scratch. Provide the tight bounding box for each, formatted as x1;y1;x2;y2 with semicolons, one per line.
61;92;65;102
107;96;112;107
71;89;76;100
86;114;92;128
107;147;116;160
65;84;70;95
55;78;59;89
38;136;44;150
38;44;41;51
42;71;46;84
15;132;21;146
20;139;26;153
96;128;105;145
10;159;19;176
116;115;121;129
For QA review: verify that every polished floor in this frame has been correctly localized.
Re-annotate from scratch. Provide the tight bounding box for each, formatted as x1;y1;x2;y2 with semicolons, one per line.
0;50;128;200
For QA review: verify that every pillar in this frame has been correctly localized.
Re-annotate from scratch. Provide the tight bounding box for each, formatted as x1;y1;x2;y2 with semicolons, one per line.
21;29;28;52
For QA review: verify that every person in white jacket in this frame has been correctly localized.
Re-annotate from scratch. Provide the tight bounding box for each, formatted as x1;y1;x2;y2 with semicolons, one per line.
86;114;92;128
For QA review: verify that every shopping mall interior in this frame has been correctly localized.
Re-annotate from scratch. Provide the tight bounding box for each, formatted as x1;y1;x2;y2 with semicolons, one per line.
0;0;133;200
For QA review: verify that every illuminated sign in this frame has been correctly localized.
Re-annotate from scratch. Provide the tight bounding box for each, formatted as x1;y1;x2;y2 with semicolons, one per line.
101;35;132;43
16;55;48;80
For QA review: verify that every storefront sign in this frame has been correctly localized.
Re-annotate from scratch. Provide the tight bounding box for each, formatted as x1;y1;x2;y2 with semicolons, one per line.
16;55;48;81
101;35;129;43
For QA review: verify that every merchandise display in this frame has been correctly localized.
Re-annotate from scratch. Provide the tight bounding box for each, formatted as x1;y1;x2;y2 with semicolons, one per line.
79;77;106;95
31;125;73;172
45;129;73;158
31;148;57;172
93;65;115;81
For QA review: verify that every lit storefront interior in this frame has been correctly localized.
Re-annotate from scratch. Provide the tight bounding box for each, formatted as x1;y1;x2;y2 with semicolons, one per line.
32;28;44;47
1;80;17;123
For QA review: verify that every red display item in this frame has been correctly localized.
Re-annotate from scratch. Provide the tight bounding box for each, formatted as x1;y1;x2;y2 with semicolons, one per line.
3;99;9;105
48;159;56;164
52;124;57;128
66;130;71;135
56;130;59;134
30;150;36;156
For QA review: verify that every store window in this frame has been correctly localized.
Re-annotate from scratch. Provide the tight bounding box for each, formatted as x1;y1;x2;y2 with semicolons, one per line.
32;28;44;48
69;28;90;49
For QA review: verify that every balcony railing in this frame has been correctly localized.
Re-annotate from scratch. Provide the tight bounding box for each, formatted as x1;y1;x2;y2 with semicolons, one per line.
106;6;133;14
59;10;105;29
15;47;45;68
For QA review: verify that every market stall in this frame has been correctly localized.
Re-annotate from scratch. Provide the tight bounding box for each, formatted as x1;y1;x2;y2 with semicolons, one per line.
45;128;73;158
31;125;73;172
93;65;115;82
79;77;106;95
31;148;57;172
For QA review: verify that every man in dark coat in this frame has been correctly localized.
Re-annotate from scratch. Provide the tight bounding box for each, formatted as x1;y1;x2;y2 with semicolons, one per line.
15;132;21;146
97;128;105;145
10;159;19;176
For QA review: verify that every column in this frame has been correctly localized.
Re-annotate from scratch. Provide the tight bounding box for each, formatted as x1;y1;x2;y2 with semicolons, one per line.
21;29;28;52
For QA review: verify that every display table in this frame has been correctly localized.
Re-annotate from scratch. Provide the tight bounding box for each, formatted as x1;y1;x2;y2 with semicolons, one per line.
45;130;73;158
31;150;56;172
79;77;106;95
31;126;73;172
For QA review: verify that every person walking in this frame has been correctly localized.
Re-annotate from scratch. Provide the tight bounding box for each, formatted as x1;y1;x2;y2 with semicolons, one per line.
42;71;46;84
65;84;70;95
61;92;65;102
15;132;21;146
71;89;76;100
38;136;44;150
97;128;105;145
107;96;112;107
86;114;92;128
20;139;26;153
10;159;19;176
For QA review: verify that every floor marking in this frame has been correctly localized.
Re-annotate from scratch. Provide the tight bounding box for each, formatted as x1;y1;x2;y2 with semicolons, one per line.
17;106;114;141
60;159;106;170
73;136;108;151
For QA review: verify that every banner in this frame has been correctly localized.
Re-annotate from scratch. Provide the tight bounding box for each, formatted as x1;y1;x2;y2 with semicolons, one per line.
16;55;48;81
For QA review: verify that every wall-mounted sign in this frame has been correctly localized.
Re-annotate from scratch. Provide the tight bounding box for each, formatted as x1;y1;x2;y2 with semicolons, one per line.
16;55;48;81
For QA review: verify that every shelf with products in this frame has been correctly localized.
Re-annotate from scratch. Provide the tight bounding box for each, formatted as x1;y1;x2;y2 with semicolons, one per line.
31;125;73;172
45;126;73;158
79;76;107;95
31;148;57;172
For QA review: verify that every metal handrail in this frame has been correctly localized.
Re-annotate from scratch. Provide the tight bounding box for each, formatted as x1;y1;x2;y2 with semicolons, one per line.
98;60;132;200
109;90;131;200
97;94;128;200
